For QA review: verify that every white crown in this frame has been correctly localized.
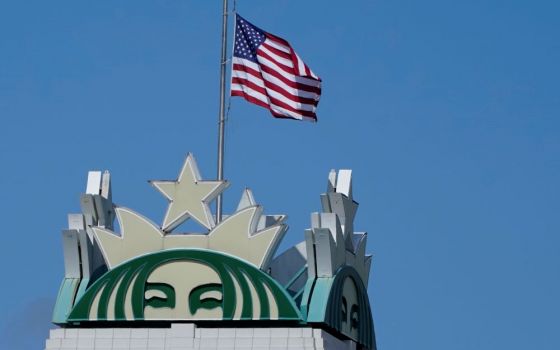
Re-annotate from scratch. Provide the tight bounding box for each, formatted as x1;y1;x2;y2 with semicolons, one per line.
89;154;287;270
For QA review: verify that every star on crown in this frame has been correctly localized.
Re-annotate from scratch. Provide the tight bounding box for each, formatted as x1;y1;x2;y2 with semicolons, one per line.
150;153;229;232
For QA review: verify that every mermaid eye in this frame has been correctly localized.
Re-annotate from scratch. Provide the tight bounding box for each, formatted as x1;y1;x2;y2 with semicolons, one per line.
341;296;348;322
350;304;359;329
145;283;176;309
189;283;223;314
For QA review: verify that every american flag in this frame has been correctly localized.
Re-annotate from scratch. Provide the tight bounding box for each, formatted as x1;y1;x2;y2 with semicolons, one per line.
231;14;322;121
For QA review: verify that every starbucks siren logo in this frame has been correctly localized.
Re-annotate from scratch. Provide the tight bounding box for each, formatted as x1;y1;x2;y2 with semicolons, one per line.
53;153;376;349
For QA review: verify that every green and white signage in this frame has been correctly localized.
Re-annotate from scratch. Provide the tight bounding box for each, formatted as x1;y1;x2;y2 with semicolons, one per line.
53;154;376;349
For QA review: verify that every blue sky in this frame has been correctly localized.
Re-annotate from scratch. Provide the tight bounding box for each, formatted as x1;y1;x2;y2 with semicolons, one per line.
1;1;559;349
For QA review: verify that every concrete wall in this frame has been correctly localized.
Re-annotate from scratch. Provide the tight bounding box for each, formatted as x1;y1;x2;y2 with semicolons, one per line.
45;323;357;350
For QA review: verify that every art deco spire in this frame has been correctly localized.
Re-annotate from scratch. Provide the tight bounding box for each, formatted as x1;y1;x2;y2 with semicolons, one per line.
305;169;372;286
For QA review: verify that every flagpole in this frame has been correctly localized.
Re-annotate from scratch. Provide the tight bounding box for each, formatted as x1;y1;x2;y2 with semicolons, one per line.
216;0;229;223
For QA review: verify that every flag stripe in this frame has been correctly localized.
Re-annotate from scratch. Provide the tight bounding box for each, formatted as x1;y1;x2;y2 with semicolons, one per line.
260;68;321;98
233;59;321;94
232;85;316;120
232;83;316;119
231;87;270;109
260;64;321;93
297;54;306;76
261;42;292;60
232;89;306;121
232;64;320;99
232;76;318;110
232;76;317;110
243;55;321;88
257;48;297;76
264;35;291;53
259;45;294;68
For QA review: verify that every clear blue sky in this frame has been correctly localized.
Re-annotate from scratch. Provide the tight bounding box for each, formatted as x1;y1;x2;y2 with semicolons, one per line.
1;1;559;349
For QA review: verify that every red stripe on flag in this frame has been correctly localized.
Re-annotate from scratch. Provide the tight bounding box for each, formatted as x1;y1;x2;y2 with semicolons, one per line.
231;90;309;120
259;65;321;93
231;90;270;109
261;42;292;60
265;33;292;50
233;63;321;95
232;76;318;106
257;49;295;76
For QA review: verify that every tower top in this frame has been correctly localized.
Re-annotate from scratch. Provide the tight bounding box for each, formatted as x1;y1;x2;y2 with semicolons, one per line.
53;153;376;349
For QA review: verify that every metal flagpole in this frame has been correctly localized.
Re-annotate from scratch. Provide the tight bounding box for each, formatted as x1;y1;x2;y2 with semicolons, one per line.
216;0;229;223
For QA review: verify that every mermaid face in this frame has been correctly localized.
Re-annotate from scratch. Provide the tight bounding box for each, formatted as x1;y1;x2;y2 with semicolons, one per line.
67;249;301;323
340;277;359;340
144;261;224;319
